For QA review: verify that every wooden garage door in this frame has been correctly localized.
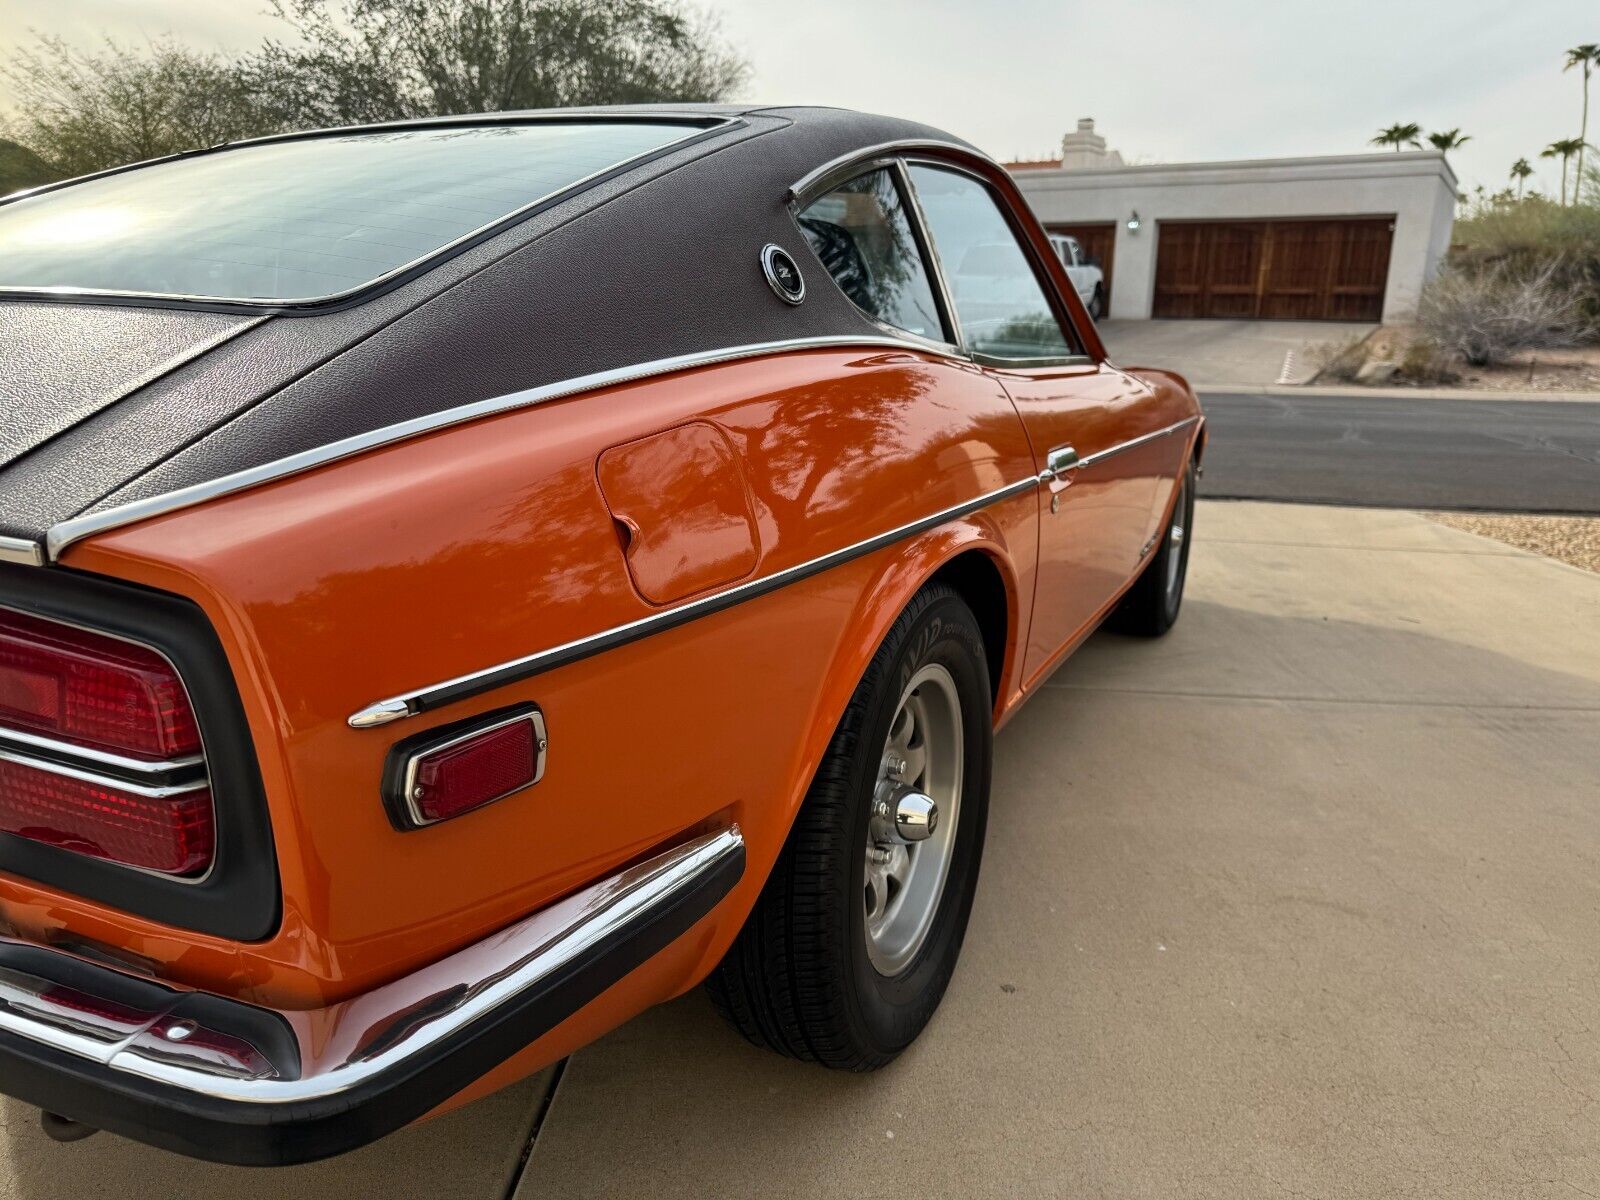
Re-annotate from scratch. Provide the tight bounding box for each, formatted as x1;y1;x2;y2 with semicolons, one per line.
1046;222;1116;305
1152;218;1393;321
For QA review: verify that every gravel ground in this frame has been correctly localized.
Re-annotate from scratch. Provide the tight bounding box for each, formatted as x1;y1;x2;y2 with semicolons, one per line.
1425;512;1600;573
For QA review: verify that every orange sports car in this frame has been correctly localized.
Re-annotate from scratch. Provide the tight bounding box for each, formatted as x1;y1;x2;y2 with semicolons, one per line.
0;105;1203;1163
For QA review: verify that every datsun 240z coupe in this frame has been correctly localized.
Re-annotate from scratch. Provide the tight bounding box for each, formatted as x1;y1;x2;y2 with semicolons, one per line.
0;105;1202;1163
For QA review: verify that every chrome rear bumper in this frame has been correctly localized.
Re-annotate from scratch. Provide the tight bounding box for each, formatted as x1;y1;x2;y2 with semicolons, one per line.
0;826;744;1164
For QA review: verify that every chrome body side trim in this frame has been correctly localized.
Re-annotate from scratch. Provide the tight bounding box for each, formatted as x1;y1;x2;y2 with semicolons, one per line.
45;335;965;563
0;827;743;1103
1041;417;1202;481
348;416;1203;727
0;538;45;568
348;473;1042;727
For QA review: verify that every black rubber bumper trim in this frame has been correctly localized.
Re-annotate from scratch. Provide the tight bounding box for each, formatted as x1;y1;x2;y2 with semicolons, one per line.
0;840;743;1166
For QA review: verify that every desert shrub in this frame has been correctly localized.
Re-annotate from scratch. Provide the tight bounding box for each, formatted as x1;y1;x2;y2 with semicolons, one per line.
1451;194;1600;325
1418;260;1594;367
1306;333;1371;383
1397;336;1458;385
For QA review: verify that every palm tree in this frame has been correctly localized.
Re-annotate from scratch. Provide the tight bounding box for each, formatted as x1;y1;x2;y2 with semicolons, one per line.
1509;158;1534;198
1372;122;1422;152
1565;45;1600;194
1543;138;1588;205
1427;129;1471;153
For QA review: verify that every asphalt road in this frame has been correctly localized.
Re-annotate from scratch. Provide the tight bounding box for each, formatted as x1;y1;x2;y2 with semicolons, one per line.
1198;392;1600;513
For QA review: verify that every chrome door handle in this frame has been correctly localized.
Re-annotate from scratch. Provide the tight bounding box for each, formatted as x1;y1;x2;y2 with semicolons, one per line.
1046;446;1080;478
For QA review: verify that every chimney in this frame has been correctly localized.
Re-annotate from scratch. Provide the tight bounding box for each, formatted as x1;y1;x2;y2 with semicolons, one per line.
1059;118;1124;170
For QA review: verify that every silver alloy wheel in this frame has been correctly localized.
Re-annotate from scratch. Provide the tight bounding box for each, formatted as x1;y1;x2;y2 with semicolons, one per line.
863;663;963;976
1165;472;1189;600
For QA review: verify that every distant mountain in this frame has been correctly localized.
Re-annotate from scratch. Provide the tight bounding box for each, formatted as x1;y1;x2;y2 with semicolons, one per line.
0;138;60;196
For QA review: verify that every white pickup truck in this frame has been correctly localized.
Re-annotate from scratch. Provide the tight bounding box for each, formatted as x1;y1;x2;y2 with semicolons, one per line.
1048;233;1107;320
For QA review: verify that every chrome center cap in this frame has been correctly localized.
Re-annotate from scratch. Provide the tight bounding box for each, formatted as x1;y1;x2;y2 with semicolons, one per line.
893;791;938;842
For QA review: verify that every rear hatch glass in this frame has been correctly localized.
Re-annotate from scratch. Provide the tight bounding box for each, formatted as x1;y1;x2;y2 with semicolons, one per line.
0;121;700;305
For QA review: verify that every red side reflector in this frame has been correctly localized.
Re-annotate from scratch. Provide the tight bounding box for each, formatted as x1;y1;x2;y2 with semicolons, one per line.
0;609;200;761
0;757;214;875
410;719;539;825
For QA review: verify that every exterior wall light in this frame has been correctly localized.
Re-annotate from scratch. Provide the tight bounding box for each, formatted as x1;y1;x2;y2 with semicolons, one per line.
1127;211;1142;234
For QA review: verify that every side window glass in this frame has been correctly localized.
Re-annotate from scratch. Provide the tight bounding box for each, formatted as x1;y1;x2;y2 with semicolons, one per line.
907;165;1077;363
797;168;946;343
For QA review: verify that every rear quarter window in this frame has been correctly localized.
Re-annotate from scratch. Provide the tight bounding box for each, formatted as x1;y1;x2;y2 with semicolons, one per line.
0;121;700;305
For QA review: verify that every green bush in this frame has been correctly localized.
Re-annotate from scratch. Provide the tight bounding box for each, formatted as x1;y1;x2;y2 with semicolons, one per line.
1451;195;1600;326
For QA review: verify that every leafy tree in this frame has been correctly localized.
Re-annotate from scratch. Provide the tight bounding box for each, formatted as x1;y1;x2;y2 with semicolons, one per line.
1;2;748;178
1426;128;1470;153
1509;157;1534;198
1543;137;1589;205
248;0;749;130
0;137;60;195
1371;122;1422;152
0;36;278;178
1564;44;1600;195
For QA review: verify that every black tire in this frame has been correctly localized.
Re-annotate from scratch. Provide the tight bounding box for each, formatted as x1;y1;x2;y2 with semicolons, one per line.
1089;284;1106;320
707;583;992;1070
1107;456;1196;637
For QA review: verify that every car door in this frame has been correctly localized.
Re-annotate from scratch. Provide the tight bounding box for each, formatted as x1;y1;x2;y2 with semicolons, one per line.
906;162;1162;685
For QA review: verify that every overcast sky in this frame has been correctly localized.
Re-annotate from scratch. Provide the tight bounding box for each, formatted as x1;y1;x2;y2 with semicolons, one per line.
1;0;1593;197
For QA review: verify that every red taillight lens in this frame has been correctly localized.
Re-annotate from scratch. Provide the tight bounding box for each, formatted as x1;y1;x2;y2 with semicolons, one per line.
0;757;214;875
410;720;539;825
0;609;200;761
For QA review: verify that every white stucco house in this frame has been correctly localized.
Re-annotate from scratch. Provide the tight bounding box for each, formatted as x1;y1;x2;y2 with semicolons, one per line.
1009;119;1458;323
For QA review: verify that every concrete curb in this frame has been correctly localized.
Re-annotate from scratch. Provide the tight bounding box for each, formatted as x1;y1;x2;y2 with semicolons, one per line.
1192;383;1600;403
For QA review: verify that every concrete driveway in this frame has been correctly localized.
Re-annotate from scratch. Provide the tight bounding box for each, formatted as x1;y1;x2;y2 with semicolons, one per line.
1100;319;1375;386
4;501;1598;1198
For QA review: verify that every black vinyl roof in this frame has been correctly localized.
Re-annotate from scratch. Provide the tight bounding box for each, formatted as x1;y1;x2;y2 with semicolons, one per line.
0;106;984;543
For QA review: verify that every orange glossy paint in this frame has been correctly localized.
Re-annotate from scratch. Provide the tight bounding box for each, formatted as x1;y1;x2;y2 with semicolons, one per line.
597;420;760;606
0;151;1202;1128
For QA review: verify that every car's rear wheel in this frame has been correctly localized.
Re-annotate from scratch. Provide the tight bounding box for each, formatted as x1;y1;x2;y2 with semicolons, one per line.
707;583;992;1069
1107;456;1196;637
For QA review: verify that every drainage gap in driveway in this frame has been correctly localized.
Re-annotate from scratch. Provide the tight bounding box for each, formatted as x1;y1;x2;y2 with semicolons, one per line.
503;1057;570;1198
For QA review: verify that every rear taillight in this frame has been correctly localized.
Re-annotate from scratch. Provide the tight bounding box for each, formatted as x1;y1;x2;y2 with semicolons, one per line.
0;607;213;877
0;609;200;761
0;757;213;874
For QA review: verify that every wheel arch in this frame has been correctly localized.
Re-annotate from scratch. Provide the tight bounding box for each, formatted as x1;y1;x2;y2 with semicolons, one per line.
771;512;1025;845
677;508;1032;995
928;548;1011;708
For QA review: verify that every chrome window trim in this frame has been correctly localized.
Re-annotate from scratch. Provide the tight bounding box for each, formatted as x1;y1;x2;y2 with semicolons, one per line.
0;117;742;312
787;139;995;207
789;156;962;351
891;159;967;354
0;826;743;1104
348;471;1043;728
899;156;1091;363
0;537;45;568
43;335;970;563
396;708;548;829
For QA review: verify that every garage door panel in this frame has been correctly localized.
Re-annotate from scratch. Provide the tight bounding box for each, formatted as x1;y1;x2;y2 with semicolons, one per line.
1154;218;1392;321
